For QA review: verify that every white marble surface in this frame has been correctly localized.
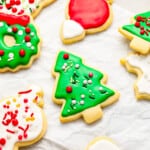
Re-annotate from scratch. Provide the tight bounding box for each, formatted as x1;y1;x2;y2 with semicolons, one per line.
0;0;149;150
115;0;149;13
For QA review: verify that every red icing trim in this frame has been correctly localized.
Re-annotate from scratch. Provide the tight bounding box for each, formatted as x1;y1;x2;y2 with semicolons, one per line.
0;13;30;26
68;0;110;29
18;89;32;95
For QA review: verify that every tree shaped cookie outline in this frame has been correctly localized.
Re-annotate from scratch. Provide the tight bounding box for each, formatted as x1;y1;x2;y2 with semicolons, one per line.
119;11;150;54
0;85;47;150
121;53;150;100
60;0;113;44
52;51;119;124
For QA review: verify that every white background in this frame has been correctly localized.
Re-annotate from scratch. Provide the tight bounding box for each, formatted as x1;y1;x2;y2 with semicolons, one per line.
0;0;149;150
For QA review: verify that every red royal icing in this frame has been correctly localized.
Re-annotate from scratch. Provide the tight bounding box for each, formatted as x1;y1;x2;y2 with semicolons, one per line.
68;0;110;29
0;13;30;26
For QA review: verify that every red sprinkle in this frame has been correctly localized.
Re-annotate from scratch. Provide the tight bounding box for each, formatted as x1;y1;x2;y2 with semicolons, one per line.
25;35;30;42
24;133;28;138
12;7;17;13
63;53;69;59
66;86;72;93
0;5;3;9
18;89;32;95
29;0;34;3
18;9;24;15
89;72;93;78
0;138;6;145
15;0;21;5
18;135;23;140
12;119;18;126
140;30;145;35
10;0;15;5
0;50;4;56
136;16;142;22
25;27;31;33
6;4;11;9
12;26;18;33
135;22;140;27
19;49;25;57
24;98;28;103
6;129;15;134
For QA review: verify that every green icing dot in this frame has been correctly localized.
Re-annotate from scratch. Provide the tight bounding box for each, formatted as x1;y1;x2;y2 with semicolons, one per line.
0;21;40;69
54;51;115;117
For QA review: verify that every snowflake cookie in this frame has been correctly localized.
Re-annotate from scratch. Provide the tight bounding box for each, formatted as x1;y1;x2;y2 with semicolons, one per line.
121;53;150;100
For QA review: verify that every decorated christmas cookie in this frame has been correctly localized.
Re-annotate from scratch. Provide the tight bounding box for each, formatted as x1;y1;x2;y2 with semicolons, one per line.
0;13;41;72
52;51;119;124
121;53;150;100
86;137;120;150
60;0;113;44
119;11;150;54
0;0;56;18
0;85;47;150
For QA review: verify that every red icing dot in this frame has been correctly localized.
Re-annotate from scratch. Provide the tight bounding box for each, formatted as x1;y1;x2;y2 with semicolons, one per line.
0;138;6;145
89;72;93;78
136;16;142;22
12;7;17;13
0;5;3;9
24;98;28;103
6;4;11;9
15;0;21;5
18;9;24;15
66;86;72;93
135;22;140;27
15;110;18;114
63;53;69;59
19;49;26;57
24;134;28;138
140;30;145;35
25;35;30;42
25;27;31;33
10;0;15;5
12;119;18;126
12;26;18;33
68;0;110;29
0;50;4;56
29;0;34;3
18;135;22;140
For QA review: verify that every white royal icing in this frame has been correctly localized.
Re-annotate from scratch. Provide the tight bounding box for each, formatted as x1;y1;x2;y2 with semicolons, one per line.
62;20;84;39
0;85;44;150
89;140;120;150
126;54;150;94
0;0;41;15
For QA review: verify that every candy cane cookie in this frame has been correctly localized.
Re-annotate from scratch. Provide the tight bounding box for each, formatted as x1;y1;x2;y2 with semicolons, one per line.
0;13;41;72
0;85;47;150
0;0;56;18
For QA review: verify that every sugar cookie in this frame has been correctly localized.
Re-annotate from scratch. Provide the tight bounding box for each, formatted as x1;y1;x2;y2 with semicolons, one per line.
119;11;150;54
86;137;120;150
0;85;47;150
52;51;119;124
121;53;150;100
60;0;113;44
0;13;41;72
0;0;56;18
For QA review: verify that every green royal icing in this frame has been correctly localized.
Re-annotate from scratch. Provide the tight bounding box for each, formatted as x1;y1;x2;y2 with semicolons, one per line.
0;21;40;69
54;51;115;117
122;11;150;42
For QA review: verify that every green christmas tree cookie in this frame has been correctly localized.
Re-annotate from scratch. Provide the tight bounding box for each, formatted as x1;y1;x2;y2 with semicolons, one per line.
119;11;150;54
52;51;119;124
